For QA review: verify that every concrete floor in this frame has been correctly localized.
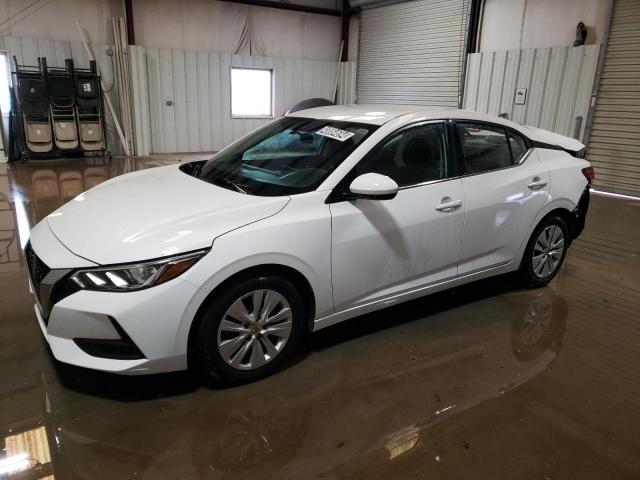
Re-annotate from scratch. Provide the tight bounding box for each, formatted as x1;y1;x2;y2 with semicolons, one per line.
1;155;640;479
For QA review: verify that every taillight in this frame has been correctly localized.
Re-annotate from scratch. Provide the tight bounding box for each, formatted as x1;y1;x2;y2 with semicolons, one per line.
582;166;595;184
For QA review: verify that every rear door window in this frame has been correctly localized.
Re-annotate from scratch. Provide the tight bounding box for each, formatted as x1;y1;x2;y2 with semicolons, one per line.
456;123;512;174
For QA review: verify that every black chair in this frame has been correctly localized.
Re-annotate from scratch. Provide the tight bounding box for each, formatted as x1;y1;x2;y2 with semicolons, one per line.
16;70;52;153
74;62;105;152
47;59;79;150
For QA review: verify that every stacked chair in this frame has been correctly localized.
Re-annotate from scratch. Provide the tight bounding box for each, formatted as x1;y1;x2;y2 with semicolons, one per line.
47;59;79;150
10;56;108;161
15;57;53;154
74;61;105;152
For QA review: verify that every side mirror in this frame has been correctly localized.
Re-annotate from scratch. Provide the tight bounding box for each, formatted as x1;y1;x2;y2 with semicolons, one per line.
348;173;399;200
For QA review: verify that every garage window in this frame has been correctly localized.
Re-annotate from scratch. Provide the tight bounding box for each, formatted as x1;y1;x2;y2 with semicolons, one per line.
231;67;273;118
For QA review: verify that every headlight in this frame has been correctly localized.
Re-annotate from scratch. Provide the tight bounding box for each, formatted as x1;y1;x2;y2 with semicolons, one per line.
70;250;208;292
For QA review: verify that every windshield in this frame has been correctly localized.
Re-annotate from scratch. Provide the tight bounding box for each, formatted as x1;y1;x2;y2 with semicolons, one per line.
180;117;377;196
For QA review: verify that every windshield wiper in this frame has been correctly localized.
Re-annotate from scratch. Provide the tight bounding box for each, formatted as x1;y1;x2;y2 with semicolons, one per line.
211;176;251;195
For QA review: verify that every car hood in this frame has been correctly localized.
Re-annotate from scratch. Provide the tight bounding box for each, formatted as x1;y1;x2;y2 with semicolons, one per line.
46;164;290;264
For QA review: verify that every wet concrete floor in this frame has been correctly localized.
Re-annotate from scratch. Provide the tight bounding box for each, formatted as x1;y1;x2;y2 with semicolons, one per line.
1;156;639;479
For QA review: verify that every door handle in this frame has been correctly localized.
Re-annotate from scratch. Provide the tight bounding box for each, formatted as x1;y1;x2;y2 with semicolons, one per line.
528;177;548;190
435;199;463;212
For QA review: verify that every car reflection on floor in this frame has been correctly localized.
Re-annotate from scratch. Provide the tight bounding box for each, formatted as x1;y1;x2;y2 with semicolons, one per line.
35;279;566;480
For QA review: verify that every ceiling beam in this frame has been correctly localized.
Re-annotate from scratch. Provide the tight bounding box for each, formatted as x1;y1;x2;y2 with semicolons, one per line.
218;0;342;16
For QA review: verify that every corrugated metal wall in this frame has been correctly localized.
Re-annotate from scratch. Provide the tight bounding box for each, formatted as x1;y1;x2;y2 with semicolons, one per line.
2;35;123;154
463;45;600;141
586;0;640;194
336;61;357;105
130;45;339;155
357;0;470;106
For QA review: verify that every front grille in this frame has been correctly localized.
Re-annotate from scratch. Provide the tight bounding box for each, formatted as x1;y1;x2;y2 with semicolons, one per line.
25;242;77;322
25;241;51;305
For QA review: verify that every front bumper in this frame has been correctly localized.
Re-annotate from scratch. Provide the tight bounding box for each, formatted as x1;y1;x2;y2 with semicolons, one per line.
31;278;199;374
26;223;201;375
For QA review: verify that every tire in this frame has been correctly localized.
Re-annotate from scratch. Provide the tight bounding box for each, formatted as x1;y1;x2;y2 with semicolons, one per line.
195;274;305;384
520;215;569;288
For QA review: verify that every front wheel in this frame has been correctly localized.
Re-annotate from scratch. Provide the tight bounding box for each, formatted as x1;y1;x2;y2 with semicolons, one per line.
195;275;305;384
520;215;569;288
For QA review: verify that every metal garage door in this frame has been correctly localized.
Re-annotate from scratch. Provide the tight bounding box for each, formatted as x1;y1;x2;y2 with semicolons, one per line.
357;0;470;106
587;0;640;194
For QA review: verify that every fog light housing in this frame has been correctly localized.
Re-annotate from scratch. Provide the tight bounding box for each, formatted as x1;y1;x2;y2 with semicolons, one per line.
73;316;144;360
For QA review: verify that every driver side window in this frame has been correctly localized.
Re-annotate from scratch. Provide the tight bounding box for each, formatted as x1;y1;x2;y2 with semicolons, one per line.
356;123;448;188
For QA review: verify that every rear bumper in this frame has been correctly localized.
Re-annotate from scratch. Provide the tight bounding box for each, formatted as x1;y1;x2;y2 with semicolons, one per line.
571;187;590;240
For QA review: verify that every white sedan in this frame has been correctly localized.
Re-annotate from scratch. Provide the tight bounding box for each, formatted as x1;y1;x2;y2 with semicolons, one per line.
26;105;592;383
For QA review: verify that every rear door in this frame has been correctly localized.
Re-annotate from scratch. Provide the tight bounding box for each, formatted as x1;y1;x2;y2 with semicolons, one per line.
330;121;465;311
455;122;550;275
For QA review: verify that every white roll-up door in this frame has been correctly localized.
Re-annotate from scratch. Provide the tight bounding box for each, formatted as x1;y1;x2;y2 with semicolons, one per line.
357;0;470;106
587;0;640;194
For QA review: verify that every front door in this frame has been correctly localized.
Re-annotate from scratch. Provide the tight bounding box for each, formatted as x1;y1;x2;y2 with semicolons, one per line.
330;121;465;311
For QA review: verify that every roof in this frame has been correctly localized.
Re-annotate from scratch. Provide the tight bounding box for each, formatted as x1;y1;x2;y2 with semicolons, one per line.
287;103;585;151
288;103;524;127
287;104;425;125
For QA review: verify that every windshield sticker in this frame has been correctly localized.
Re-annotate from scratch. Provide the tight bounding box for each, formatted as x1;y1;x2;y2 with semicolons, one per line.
316;126;355;142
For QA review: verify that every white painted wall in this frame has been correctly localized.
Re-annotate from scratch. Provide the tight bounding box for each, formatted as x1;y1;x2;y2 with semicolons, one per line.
337;61;356;104
0;0;341;60
130;45;342;155
0;0;345;156
0;0;121;44
478;0;609;52
132;0;342;61
464;44;600;141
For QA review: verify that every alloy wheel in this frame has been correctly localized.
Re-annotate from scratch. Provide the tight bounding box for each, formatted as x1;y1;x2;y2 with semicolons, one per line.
532;225;565;278
216;289;293;370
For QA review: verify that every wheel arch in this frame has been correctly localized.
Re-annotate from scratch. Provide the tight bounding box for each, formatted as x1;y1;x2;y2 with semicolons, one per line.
186;263;317;371
543;207;575;233
515;201;576;271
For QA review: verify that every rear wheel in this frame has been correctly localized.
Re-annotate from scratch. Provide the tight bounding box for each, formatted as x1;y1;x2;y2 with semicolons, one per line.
195;275;305;384
520;215;569;288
